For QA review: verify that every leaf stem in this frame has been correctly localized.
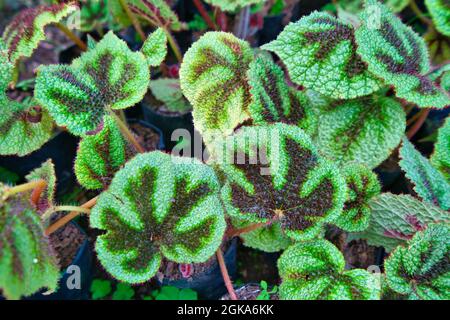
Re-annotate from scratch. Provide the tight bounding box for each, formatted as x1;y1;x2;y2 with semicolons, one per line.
110;111;145;153
118;0;146;41
55;22;87;51
226;221;269;238
216;248;238;300
3;180;46;199
163;27;183;63
407;108;430;139
193;0;218;30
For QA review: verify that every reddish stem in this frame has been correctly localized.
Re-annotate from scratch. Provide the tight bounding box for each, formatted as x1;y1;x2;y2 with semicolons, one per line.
226;221;268;238
193;0;218;30
407;109;430;139
217;10;228;31
216;248;237;300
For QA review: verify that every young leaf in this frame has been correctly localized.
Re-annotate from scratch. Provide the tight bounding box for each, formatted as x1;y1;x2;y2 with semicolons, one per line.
385;223;449;300
247;56;317;135
1;2;78;64
35;31;150;135
314;95;405;169
431;117;450;180
333;164;381;232
0;189;60;300
425;0;450;36
26;159;56;212
75;116;129;190
211;123;346;241
355;0;450;108
262;12;382;99
204;0;265;12
399;137;450;210
350;193;449;252
149;78;191;113
90;151;226;283
179;32;253;145
141;28;167;67
278;240;380;300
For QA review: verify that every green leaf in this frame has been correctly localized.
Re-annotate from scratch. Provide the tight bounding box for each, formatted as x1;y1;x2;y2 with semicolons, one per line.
1;2;78;64
90;279;112;300
75;116;129;190
337;0;409;14
350;193;449;252
26;159;56;212
399;137;450;210
35;31;150;135
425;0;450;36
112;283;135;300
80;0;109;32
278;240;380;300
212;123;346;241
0;188;60;300
180;32;253;146
262;12;382;99
431;117;450;181
149;78;191;113
314;95;405;169
247;55;317;135
141;28;167;67
178;288;198;300
0;167;20;184
90;151;226;283
333;164;381;232
204;0;265;12
355;0;450;108
385;223;450;300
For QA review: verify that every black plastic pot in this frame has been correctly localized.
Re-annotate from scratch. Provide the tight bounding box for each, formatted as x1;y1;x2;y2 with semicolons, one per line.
0;131;78;197
127;118;166;151
159;239;238;300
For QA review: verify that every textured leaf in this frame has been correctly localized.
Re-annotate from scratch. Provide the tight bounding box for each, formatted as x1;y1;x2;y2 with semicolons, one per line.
204;0;265;12
1;2;78;64
90;151;226;283
431;117;450;180
399;137;450;210
337;0;409;13
26;159;56;212
75;116;129;190
180;32;253;145
333;164;381;232
314;95;406;169
141;27;167;67
385;223;450;300
0;40;12;92
262;12;382;99
0;189;60;300
35;31;150;135
351;193;449;252
355;0;450;108
425;0;450;36
278;240;380;300
149;78;191;113
211;123;346;241
247;56;317;135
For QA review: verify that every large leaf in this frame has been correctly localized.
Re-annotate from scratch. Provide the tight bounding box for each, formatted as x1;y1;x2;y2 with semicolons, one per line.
314;95;405;169
431;117;450;180
262;12;382;99
351;193;449;252
211;123;346;241
278;240;380;300
90;151;226;283
180;32;253;146
35;31;149;135
425;0;450;36
385;223;450;300
399;138;450;210
355;0;450;108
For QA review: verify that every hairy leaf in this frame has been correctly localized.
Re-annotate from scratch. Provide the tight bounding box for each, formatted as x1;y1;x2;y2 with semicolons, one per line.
211;123;346;241
149;78;191;113
425;0;450;36
314;95;405;169
278;240;380;300
142;27;167;67
247;56;317;135
337;0;409;13
351;193;449;252
1;2;78;64
431;117;450;180
262;12;382;99
35;31;149;135
399;137;450;210
204;0;265;12
75;116;129;190
355;0;450;108
90;151;226;283
385;223;450;300
26;159;56;212
333;164;381;232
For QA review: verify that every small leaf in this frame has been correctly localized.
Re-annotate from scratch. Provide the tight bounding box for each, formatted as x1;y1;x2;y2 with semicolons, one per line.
142;28;167;67
425;0;450;36
431;117;450;181
204;0;265;12
262;12;382;99
355;0;450;108
399;137;450;210
149;78;191;113
26;159;56;212
278;240;380;300
350;193;449;252
90;279;112;300
112;283;135;300
385;223;450;300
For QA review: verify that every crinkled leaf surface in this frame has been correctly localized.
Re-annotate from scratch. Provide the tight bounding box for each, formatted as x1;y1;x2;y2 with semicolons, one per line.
355;0;450;108
425;0;450;36
90;151;226;283
278;240;380;300
262;12;382;99
431;117;450;181
141;27;167;67
337;0;409;13
35;31;149;135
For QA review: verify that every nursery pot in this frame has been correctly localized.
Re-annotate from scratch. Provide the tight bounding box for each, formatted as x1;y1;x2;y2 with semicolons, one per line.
127;118;165;151
158;239;238;300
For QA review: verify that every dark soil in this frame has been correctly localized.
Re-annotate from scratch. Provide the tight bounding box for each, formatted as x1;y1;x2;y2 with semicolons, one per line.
130;123;161;151
50;223;86;269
